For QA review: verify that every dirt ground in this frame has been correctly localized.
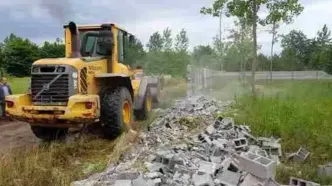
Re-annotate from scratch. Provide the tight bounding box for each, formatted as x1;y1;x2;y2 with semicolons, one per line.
0;120;36;152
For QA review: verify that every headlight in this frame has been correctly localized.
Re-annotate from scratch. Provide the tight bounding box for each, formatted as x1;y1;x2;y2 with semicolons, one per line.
32;66;39;73
72;72;78;79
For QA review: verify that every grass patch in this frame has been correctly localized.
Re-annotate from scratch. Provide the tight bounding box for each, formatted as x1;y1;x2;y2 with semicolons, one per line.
7;77;30;94
229;80;332;184
0;135;115;186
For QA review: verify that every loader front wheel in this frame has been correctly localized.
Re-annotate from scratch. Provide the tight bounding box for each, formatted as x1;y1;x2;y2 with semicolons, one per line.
30;126;68;141
100;87;133;139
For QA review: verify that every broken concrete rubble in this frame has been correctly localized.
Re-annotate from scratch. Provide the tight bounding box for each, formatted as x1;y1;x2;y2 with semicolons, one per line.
293;147;310;162
318;162;332;178
71;95;319;186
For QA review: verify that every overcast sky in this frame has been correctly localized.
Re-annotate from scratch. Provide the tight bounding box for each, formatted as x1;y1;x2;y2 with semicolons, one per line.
0;0;331;55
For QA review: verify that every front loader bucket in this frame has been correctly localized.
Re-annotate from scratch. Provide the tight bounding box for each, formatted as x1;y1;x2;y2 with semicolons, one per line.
148;76;161;103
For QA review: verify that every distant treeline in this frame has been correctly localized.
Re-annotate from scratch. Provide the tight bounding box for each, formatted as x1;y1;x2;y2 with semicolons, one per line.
1;23;332;77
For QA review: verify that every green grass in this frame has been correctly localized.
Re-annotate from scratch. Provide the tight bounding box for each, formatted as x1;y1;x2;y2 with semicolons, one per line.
227;80;332;184
7;77;29;94
0;135;116;186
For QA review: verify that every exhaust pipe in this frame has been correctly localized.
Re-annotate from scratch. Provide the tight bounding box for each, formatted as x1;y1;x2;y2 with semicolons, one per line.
68;21;81;58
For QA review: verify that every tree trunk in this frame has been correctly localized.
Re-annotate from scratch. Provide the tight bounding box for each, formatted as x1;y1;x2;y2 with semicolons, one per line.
251;0;258;96
240;24;246;84
270;22;276;82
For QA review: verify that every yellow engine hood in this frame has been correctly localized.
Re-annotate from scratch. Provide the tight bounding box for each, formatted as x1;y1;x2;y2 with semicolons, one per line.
33;58;85;69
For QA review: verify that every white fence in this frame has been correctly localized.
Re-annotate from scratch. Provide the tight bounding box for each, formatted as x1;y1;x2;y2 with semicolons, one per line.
221;71;332;80
187;65;332;96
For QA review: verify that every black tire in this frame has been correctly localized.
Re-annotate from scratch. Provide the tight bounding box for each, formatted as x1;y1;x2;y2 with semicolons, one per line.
30;126;68;141
100;87;133;139
134;89;152;120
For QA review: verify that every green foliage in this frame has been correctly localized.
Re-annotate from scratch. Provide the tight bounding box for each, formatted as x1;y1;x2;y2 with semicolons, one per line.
192;45;217;68
2;34;39;77
146;32;164;52
201;0;304;95
175;29;189;53
126;37;145;66
201;0;303;26
231;80;332;184
38;39;65;59
0;34;65;77
143;28;190;77
278;25;332;73
163;28;173;51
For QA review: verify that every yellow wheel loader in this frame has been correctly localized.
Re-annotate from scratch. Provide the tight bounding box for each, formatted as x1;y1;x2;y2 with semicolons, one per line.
5;22;160;140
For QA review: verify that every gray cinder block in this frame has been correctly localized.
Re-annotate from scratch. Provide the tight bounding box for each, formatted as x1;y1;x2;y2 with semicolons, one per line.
293;147;310;162
236;152;277;179
198;160;217;175
192;174;214;186
318;162;332;178
216;170;242;186
289;177;320;186
233;138;248;149
114;180;132;186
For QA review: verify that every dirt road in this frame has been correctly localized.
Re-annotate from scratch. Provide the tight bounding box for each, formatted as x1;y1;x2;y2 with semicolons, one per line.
0;120;36;152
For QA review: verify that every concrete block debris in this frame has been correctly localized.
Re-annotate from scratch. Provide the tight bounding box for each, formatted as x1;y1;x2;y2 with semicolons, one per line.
114;180;132;186
318;162;332;178
289;177;320;186
293;147;310;162
198;160;217;175
216;170;242;186
192;174;214;186
233;138;248;149
70;95;309;186
235;152;277;179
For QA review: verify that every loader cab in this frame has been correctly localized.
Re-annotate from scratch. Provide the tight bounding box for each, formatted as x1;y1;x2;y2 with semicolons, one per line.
64;22;136;66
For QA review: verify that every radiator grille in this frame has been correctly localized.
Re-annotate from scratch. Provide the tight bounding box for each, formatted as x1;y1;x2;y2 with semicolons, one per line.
31;74;69;105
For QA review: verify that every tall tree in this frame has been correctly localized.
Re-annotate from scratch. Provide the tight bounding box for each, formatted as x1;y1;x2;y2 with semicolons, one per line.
311;25;332;70
267;22;279;80
316;24;331;47
146;32;164;52
201;0;304;95
163;28;173;51
281;30;311;69
175;29;189;53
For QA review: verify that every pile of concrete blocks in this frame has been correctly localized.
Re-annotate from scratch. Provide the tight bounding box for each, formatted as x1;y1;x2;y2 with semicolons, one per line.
71;95;319;186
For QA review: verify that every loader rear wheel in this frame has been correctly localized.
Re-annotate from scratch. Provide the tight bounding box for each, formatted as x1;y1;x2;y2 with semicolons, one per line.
134;90;152;120
100;87;132;139
30;126;68;141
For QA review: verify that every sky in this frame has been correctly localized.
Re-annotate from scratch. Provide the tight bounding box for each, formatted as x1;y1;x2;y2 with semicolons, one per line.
0;0;331;55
